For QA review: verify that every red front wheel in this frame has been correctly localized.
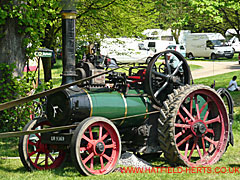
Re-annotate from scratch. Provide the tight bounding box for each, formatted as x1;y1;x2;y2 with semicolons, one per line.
70;117;121;175
19;118;66;170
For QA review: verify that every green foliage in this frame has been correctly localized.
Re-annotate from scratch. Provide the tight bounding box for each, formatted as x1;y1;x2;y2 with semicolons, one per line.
0;63;35;132
0;0;61;58
75;0;155;42
189;0;240;35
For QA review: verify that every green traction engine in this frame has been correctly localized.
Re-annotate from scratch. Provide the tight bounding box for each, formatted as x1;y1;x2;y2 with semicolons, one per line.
18;10;233;176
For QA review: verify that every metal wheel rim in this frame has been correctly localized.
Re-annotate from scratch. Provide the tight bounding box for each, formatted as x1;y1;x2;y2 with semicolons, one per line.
77;121;120;175
174;89;228;166
26;121;66;170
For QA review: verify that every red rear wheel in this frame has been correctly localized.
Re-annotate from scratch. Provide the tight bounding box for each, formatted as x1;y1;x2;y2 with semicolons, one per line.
158;85;229;166
19;118;66;170
71;117;121;175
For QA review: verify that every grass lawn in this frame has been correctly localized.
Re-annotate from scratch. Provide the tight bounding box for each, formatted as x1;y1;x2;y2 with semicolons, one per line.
194;71;240;106
1;59;240;179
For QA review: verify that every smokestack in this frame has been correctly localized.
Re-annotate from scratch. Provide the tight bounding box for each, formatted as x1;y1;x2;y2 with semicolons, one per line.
61;8;77;85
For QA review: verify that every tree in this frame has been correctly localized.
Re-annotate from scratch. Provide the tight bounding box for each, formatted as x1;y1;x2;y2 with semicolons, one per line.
0;0;155;78
149;0;240;41
150;0;192;44
190;0;240;38
0;0;27;77
0;0;60;77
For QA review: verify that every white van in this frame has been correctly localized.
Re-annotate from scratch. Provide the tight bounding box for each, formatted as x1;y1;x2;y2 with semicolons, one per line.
100;38;155;63
225;29;240;53
142;29;176;52
186;33;234;59
228;36;240;53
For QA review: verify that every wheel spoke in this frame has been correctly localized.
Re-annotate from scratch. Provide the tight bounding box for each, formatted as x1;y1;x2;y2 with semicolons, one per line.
196;143;203;160
28;150;38;157
82;152;94;164
190;96;193;115
201;137;207;156
82;134;93;144
152;70;168;79
204;136;219;147
34;152;40;164
100;132;109;141
175;130;186;140
28;141;36;146
172;61;183;76
206;128;215;135
89;127;93;140
203;109;210;122
90;157;94;170
180;105;195;121
194;95;200;119
105;143;116;149
45;153;48;168
175;123;191;129
205;116;220;125
177;111;186;123
48;153;55;162
164;55;171;73
99;125;103;139
103;154;111;161
154;81;168;97
38;158;45;165
100;156;104;169
80;147;87;152
188;137;198;161
184;140;190;158
199;98;211;114
177;134;193;147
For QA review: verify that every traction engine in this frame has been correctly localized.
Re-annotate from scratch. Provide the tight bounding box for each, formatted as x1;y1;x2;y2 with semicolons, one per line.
18;10;232;176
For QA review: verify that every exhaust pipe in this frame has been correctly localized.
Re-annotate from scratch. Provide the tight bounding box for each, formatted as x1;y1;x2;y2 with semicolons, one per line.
61;10;77;85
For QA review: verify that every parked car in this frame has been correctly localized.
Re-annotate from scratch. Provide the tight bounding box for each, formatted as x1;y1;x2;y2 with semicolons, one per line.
166;44;186;57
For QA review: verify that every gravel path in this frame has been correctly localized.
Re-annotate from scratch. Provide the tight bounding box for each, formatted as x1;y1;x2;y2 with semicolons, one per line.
188;60;240;79
118;152;152;168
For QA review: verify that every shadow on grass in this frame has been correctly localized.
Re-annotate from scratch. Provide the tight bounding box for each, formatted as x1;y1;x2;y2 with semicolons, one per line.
229;164;240;168
0;138;19;157
0;161;83;178
0;164;26;173
229;65;240;70
136;154;170;167
51;166;81;177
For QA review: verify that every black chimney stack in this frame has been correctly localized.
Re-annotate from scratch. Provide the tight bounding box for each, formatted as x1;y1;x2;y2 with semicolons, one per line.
61;10;77;85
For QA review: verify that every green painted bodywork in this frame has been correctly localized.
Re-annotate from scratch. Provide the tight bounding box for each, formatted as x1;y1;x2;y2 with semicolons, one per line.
194;95;208;120
88;89;150;127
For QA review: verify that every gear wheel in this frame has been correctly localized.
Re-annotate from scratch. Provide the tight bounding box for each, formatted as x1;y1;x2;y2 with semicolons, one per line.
158;85;229;166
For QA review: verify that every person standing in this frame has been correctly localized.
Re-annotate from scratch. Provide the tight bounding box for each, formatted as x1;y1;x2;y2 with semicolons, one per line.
228;76;240;91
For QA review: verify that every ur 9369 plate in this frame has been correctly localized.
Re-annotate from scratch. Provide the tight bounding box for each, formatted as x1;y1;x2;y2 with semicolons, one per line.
41;132;72;145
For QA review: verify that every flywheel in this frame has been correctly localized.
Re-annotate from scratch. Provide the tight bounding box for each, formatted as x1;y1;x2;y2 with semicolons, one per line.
145;50;191;107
